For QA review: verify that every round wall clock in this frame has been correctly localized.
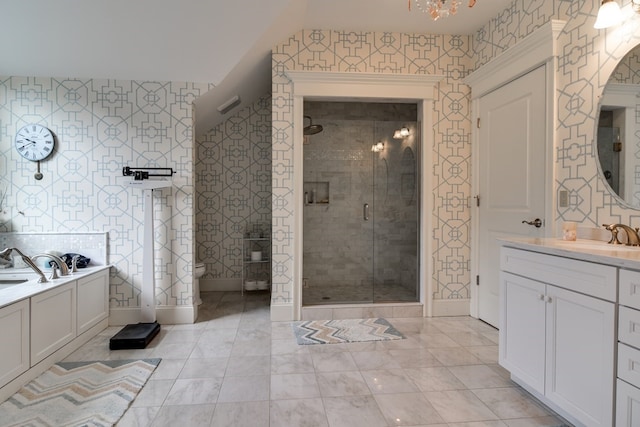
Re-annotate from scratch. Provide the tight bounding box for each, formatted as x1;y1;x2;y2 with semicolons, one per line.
14;124;55;161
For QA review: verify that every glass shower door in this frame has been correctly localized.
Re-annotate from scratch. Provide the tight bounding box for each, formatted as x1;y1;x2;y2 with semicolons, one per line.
302;103;419;305
302;118;375;304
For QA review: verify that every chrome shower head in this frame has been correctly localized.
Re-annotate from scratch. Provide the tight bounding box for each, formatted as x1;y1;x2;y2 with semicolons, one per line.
303;115;323;135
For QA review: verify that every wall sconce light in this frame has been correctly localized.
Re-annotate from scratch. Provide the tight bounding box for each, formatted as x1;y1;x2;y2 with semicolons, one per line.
393;127;411;139
371;142;385;152
594;0;624;28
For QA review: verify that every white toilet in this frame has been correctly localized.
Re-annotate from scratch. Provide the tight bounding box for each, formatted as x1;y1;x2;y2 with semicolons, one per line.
194;262;206;305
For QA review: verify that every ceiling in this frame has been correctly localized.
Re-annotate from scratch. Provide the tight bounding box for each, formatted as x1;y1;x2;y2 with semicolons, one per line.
1;0;513;136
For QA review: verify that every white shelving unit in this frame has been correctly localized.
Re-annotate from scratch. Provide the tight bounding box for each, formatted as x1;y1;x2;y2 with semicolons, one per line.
242;237;271;294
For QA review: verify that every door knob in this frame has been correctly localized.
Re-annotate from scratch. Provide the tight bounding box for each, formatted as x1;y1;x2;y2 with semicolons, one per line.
522;218;543;228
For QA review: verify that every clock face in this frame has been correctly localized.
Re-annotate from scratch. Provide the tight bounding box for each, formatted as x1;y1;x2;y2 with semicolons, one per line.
15;124;55;161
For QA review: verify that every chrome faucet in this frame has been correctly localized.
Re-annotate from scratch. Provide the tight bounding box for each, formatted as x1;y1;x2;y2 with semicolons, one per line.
603;224;640;246
0;247;48;283
31;254;69;277
69;254;81;273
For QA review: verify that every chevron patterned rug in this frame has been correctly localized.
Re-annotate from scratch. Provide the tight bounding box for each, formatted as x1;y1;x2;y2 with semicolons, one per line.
293;318;405;345
0;358;160;427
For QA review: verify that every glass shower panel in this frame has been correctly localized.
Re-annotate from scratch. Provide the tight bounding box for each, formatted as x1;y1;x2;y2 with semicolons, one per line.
302;102;419;306
372;121;419;302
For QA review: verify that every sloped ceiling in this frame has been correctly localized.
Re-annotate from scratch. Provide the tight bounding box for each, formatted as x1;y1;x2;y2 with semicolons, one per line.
1;0;513;137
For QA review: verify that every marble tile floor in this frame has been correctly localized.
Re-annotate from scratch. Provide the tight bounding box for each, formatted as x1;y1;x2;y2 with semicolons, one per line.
63;291;570;427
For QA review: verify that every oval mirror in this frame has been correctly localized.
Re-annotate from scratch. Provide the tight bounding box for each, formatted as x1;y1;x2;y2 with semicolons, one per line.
596;43;640;208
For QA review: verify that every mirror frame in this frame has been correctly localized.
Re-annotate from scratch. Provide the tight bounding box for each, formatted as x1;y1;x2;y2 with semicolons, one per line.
595;42;640;209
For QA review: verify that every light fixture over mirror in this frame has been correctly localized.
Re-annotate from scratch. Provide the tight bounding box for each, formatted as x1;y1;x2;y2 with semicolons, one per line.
594;0;623;29
595;42;640;208
594;0;640;28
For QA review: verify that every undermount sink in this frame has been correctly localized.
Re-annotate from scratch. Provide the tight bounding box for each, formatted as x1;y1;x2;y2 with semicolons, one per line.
0;279;28;289
0;270;41;287
0;279;29;284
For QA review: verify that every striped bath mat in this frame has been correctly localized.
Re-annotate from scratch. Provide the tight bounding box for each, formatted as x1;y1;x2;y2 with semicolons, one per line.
0;358;160;426
293;318;405;345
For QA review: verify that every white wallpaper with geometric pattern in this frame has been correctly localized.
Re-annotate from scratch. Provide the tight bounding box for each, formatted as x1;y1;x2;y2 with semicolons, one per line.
2;0;638;318
0;77;211;308
553;1;640;229
270;0;640;310
473;0;636;230
272;31;474;306
194;96;272;286
605;46;640;206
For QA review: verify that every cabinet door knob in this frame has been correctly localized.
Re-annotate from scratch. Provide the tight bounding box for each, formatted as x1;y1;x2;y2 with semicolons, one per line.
546;296;552;303
538;294;545;301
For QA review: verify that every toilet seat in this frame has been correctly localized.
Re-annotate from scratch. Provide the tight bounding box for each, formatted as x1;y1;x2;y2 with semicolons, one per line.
195;262;206;277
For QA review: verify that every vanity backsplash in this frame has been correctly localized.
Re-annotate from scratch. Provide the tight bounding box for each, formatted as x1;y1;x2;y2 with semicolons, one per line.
0;232;108;268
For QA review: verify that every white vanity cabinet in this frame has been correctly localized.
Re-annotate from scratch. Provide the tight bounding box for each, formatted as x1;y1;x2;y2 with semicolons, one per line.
77;269;108;334
0;299;29;386
30;281;77;365
616;269;640;426
500;246;616;427
0;266;110;402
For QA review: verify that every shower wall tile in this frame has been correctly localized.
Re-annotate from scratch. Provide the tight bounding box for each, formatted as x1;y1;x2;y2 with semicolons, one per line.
195;96;272;285
0;76;211;308
0;232;107;266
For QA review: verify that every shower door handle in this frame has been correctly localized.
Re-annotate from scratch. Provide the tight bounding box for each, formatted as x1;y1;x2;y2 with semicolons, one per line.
363;203;369;221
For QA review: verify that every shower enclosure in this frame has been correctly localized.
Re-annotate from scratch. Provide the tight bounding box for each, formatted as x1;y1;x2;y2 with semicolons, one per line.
302;101;419;305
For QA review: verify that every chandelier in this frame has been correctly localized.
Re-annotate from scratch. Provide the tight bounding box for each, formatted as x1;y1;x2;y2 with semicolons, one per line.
410;0;477;21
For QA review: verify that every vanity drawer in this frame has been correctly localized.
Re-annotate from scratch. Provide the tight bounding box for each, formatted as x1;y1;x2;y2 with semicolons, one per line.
619;306;640;349
619;342;640;388
620;269;640;310
501;247;617;301
616;379;640;427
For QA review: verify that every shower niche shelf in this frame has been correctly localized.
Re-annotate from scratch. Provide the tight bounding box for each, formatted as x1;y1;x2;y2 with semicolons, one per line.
303;181;330;205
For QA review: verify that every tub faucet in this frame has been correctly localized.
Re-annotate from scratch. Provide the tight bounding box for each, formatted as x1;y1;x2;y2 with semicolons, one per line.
31;254;70;277
603;224;640;246
0;247;48;283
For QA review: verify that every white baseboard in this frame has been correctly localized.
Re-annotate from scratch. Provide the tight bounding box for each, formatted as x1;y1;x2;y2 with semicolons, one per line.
431;298;470;317
200;278;241;292
109;305;197;325
108;308;140;326
271;304;294;321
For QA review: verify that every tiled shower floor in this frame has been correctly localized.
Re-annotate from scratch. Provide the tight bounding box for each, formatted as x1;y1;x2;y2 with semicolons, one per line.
62;291;569;426
303;282;418;305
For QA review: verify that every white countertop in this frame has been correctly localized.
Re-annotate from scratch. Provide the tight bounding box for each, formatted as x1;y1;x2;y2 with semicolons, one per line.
499;237;640;270
0;265;110;309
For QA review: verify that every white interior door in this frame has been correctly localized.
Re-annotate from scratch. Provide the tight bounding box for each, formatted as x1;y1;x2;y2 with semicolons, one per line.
477;65;546;327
